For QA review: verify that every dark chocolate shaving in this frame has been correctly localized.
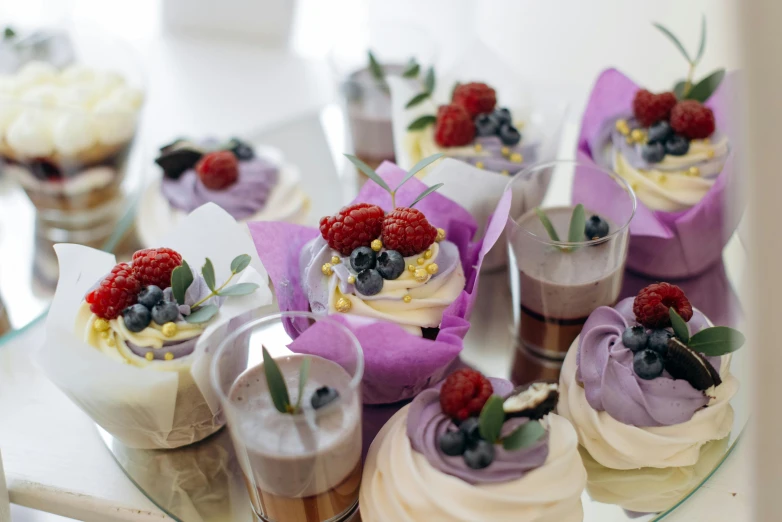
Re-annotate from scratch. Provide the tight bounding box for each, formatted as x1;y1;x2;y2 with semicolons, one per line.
155;148;203;179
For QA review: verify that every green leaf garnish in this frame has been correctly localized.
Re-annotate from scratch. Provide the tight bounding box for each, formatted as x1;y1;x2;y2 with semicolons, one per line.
262;346;291;414
184;304;218;324
3;27;15;40
343;154;392;192
685;68;725;103
294;357;311;413
673;80;687;99
402;58;420;78
450;82;460;100
669;307;690;344
695;15;707;64
202;258;216;291
424;66;435;94
478;395;505;443
535;207;560;242
230;254;251;274
218;283;260;297
171;259;194;306
502;420;546;451
405;92;430;109
407;114;437;131
653;22;692;63
409;183;443;208
367;50;385;82
688;326;745;357
397;153;445;191
567;204;586;244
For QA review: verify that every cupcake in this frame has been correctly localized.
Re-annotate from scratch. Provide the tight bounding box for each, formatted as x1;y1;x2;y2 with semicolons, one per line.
559;283;744;470
138;137;309;246
360;369;586;521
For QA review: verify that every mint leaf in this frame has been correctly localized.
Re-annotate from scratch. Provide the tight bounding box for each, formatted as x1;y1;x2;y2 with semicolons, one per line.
450;81;460;100
344;154;392;193
295;357;311;412
695;15;707;64
685;69;725;103
689;326;745;357
673;80;687;99
402;58;420;78
262;346;291;414
653;22;692;63
218;283;260;297
502;420;546;451
184;304;218;324
405;92;430;109
478;395;505;443
567;204;586;243
407;114;436;131
535;207;560;242
670;307;690;344
409;183;443;208
424;66;435;94
397;153;444;191
202;258;215;291
368;50;384;82
171;260;193;305
230;254;251;274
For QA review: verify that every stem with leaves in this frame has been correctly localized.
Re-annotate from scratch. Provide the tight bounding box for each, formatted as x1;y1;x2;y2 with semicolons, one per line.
535;204;586;252
344;153;444;209
262;346;311;415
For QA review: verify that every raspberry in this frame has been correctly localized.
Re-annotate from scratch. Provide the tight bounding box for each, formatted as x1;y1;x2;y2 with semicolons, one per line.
85;263;141;320
319;203;385;256
632;89;677;127
670;100;716;140
633;282;693;329
439;369;494;422
196;151;239;190
452;82;497;118
381;207;437;257
433;104;475;147
132;248;183;289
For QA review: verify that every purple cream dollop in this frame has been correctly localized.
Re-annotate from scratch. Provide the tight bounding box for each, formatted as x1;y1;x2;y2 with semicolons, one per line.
405;378;549;485
576;297;722;428
456;136;540;174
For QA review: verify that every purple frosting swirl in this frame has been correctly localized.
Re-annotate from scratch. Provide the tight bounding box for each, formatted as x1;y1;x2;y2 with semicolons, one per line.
405;378;550;485
576;297;722;427
457;136;540;174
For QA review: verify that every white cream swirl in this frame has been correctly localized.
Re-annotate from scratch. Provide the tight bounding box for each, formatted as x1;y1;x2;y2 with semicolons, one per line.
360;408;586;522
558;341;736;470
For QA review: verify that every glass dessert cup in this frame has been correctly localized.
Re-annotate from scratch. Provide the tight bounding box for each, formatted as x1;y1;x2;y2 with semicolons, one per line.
507;161;636;380
211;312;364;522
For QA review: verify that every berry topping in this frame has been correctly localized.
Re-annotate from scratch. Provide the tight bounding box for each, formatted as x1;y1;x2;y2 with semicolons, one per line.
349;246;377;272
85;263;141;320
474;113;499;137
584;215;609;240
641;142;665;163
151;301;180;325
632;89;677;127
228;137;254;160
633;283;693;329
354;268;384;296
622;326;648;353
670;100;716;140
310;386;340;409
647;329;673;357
498;123;521;146
137;285;163;309
459;417;482;444
451;82;497;118
381;207;437;257
196;151;239;190
132;248;183;289
463;439;495;469
439;430;467;456
439;369;494;422
122;303;152;333
376;250;405;280
647;120;674;144
664;134;691;156
492;107;511;126
633;349;665;380
434;104;475;147
319;203;385;256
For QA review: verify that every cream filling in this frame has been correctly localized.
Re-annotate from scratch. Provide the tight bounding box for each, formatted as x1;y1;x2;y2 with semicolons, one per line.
75;301;203;370
359;408;586;522
558;340;737;470
326;242;466;336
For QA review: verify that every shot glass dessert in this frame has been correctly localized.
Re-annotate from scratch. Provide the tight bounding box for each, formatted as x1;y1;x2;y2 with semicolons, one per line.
212;312;364;522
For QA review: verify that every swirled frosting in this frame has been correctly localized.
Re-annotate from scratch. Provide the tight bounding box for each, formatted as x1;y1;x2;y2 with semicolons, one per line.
360;406;586;522
299;236;465;336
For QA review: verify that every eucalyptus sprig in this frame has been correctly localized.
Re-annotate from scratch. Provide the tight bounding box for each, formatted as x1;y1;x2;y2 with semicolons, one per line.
3;26;15;41
262;346;311;415
653;16;725;102
170;254;259;324
535;204;586;251
669;308;745;357
478;396;546;451
344;152;444;209
368;51;424;95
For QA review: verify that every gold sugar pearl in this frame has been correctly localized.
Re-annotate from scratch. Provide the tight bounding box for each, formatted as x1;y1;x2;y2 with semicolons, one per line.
336;297;352;313
703;137;711;145
164;352;174;361
100;331;110;339
475;161;485;169
414;268;428;282
625;136;634;145
371;239;383;252
162;322;178;338
331;256;341;265
426;263;439;275
615;119;630;136
347;275;356;284
631;182;640;192
630;129;646;143
403;294;413;303
706;149;715;159
501;170;510;176
322;263;333;276
417;257;425;265
688;166;701;177
145;352;154;361
436;228;446;242
509;152;523;163
93;319;110;332
500;146;510;157
658;174;668;185
408;264;416;272
424;249;433;259
474;143;483;153
105;336;115;347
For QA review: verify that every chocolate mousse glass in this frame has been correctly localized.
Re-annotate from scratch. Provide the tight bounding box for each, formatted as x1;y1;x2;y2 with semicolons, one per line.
211;312;364;522
507;161;636;377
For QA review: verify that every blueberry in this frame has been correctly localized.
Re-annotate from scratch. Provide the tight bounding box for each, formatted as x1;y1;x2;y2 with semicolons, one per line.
459;417;482;445
664;134;690;156
633;349;665;380
122;304;151;333
498;124;521;146
376;250;405;280
492;107;512;126
310;386;340;409
647;121;674;144
354;269;383;296
641;142;665;163
137;285;164;309
229;137;255;160
151;301;180;325
584;215;609;240
648;329;673;356
474;113;499;137
439;430;467;456
622;326;649;352
350;246;376;272
463;440;495;469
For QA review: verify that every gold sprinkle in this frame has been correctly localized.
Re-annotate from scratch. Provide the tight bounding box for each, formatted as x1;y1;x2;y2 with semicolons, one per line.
162;322;177;337
703;137;711;145
93;319;110;332
336;297;352;313
371;239;383;252
321;263;333;276
500;146;510;157
688;166;701;177
509;152;523;163
615;119;630;136
403;294;413;303
414;268;428;282
436;228;446;242
417;257;425;265
706;149;715;159
408;264;416;272
658;174;668;185
474;143;483;153
331;256;341;265
501;170;510;176
630;129;646;143
164;352;174;361
426;263;439;275
106;337;115;347
100;331;110;339
475;161;485;169
145;352;154;361
424;249;433;259
631;182;640;192
347;275;356;284
625;136;634;145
